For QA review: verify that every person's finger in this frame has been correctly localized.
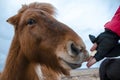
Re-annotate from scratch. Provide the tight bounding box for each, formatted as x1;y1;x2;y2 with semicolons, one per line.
87;56;93;61
87;62;92;68
87;58;96;68
86;56;92;61
86;57;93;67
90;43;97;51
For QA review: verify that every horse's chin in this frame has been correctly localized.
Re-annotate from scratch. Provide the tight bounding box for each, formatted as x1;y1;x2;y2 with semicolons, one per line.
59;58;82;69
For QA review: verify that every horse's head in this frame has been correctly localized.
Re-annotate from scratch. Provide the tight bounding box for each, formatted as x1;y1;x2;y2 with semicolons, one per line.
7;2;89;75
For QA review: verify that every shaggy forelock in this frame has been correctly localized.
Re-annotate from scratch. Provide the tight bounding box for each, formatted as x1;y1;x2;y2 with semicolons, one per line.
18;2;56;15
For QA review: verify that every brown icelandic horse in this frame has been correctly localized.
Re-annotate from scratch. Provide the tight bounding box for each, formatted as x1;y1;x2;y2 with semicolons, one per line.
0;2;89;80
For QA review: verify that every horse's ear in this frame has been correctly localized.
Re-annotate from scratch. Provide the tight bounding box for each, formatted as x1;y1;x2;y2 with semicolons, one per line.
7;14;20;26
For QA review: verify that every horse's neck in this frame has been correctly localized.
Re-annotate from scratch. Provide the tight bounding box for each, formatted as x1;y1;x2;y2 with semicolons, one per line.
1;51;28;80
1;35;30;80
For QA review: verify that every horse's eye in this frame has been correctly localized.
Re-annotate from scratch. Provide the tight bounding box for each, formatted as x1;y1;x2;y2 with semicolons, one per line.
27;19;36;25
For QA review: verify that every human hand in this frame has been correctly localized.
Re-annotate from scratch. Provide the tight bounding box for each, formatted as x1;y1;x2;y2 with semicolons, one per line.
86;43;97;68
86;57;96;68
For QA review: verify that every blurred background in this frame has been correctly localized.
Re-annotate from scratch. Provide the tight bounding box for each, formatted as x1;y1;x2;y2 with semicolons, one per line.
0;0;120;71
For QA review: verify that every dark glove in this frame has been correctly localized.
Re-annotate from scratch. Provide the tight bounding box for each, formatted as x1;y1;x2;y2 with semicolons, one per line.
89;31;119;61
89;33;105;45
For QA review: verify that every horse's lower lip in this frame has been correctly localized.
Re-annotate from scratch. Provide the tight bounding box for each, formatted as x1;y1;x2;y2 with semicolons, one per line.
61;59;82;69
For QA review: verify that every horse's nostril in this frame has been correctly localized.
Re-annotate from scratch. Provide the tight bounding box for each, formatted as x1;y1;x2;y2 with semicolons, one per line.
71;43;80;55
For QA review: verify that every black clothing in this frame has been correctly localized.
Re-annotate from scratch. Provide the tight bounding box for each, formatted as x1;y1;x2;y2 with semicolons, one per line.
100;59;120;80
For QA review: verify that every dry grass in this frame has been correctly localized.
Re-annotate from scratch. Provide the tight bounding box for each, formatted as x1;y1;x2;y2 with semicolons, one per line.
62;68;99;80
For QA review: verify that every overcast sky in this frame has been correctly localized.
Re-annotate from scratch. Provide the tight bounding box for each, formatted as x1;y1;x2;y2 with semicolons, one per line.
0;0;120;71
